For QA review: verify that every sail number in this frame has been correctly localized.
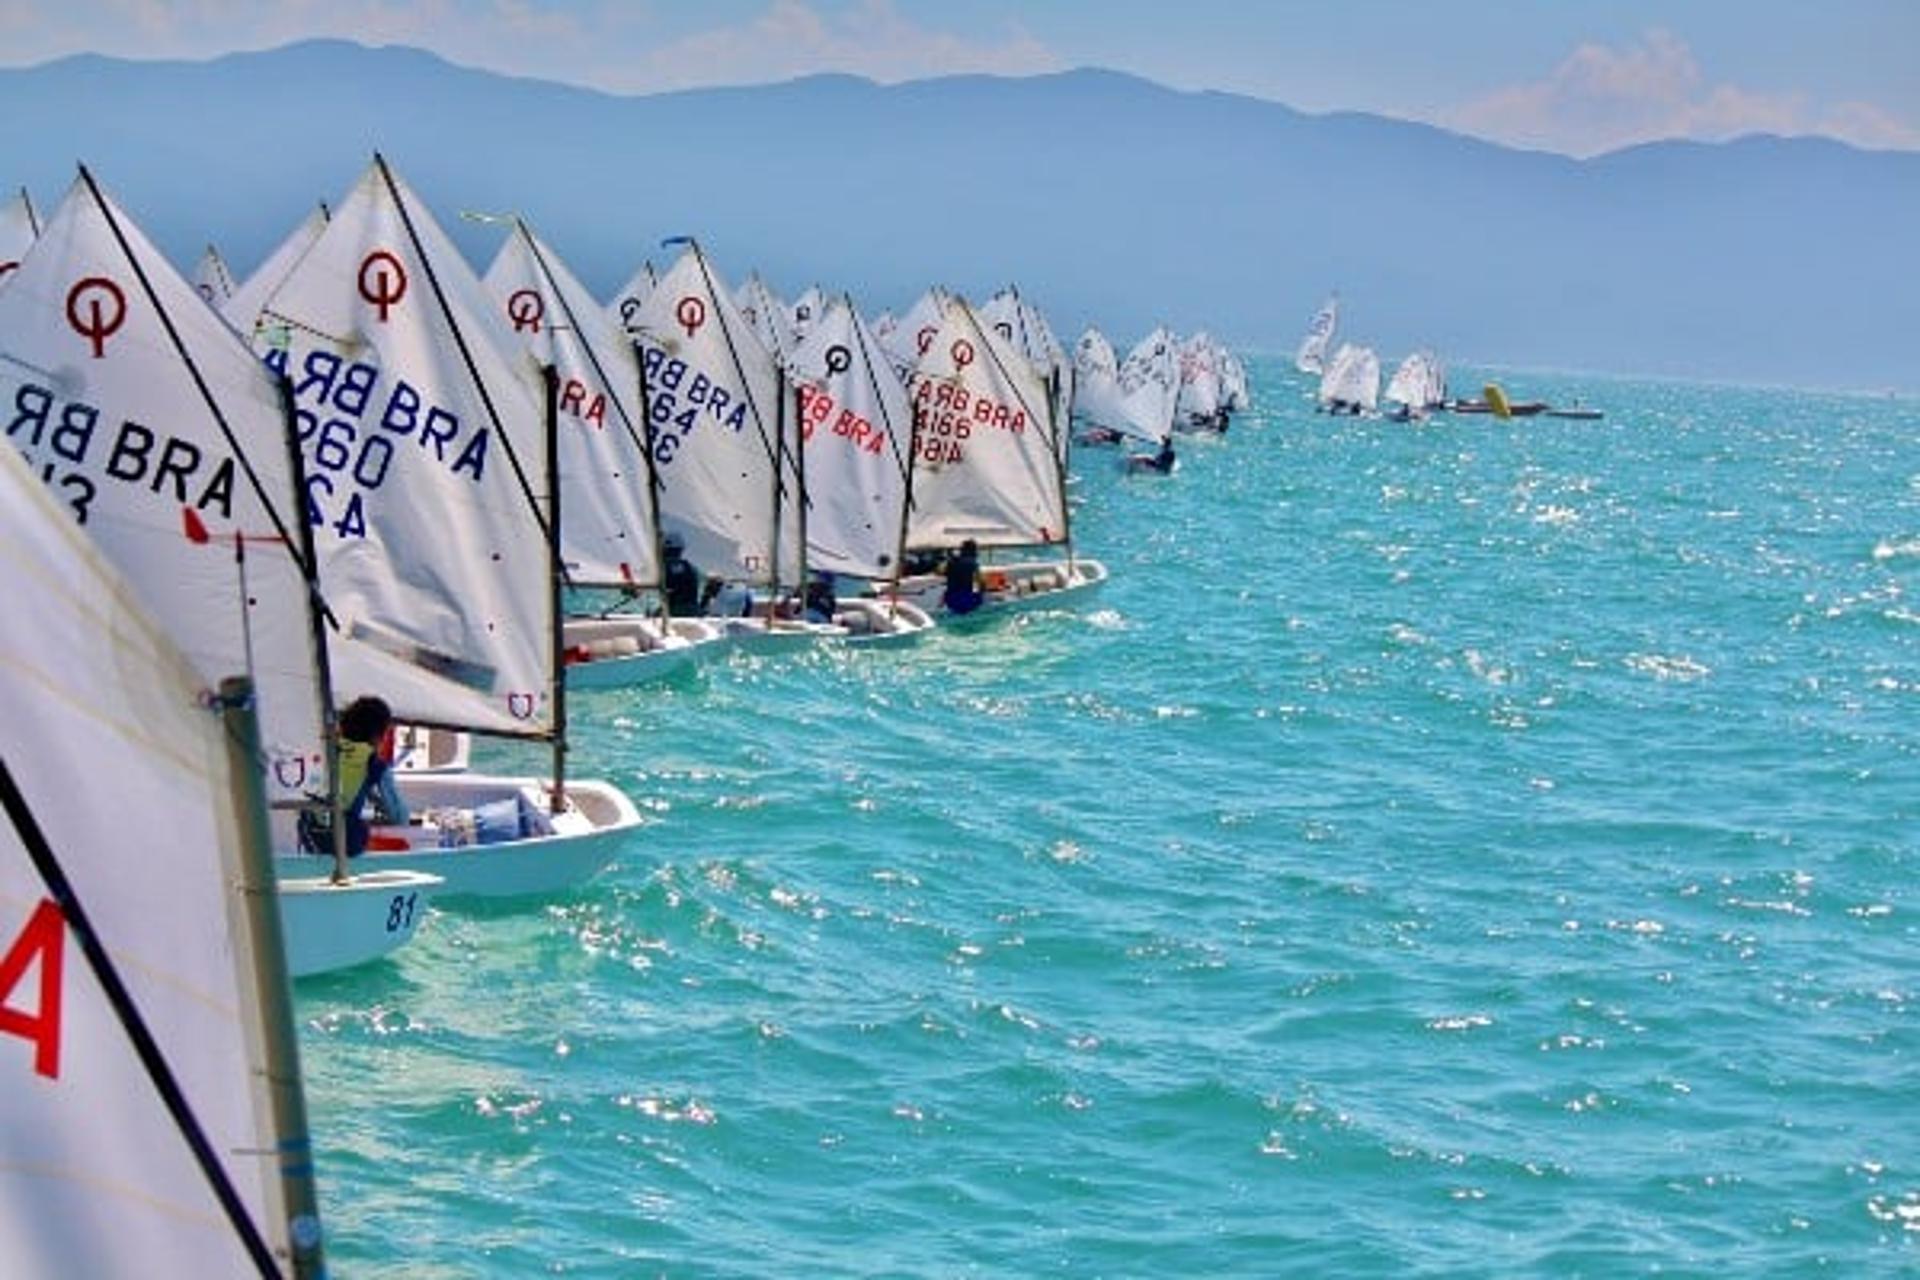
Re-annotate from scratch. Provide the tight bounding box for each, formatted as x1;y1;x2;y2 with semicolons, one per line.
1;899;65;1081
385;892;420;934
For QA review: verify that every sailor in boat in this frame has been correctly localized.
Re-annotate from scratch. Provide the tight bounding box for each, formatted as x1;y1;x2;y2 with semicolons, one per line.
705;576;755;617
337;695;408;857
1129;437;1178;474
802;572;838;625
943;539;985;615
662;532;702;617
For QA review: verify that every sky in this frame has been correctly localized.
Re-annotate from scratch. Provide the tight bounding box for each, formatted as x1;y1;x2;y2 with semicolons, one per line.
2;0;1916;157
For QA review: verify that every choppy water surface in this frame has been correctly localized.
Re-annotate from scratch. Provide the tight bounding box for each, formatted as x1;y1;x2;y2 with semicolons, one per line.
299;365;1918;1275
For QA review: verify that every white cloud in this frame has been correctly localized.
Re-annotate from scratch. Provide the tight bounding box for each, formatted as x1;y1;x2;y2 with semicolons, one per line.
1444;28;1920;156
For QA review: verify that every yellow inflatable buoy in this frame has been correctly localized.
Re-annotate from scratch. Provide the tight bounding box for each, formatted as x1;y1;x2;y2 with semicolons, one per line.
1483;382;1513;419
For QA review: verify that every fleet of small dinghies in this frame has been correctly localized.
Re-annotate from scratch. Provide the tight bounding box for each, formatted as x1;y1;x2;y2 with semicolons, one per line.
3;154;1248;998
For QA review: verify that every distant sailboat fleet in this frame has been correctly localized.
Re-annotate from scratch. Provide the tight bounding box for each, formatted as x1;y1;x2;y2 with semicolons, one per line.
1293;291;1601;421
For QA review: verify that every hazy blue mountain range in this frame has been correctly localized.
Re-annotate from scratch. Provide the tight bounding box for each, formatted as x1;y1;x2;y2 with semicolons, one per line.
3;40;1915;391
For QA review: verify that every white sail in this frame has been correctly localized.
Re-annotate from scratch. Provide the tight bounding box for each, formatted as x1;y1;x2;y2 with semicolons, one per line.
1319;342;1380;411
980;286;1073;459
1074;328;1118;382
0;186;39;286
1076;327;1176;444
0;442;314;1276
0;171;326;803
1295;294;1338;374
904;296;1067;551
1386;349;1445;411
733;271;790;365
1176;332;1223;420
190;244;236;307
788;296;911;580
881;286;950;381
223;203;328;341
256;154;556;737
608;259;657;338
484;223;663;590
626;243;801;590
787;284;824;349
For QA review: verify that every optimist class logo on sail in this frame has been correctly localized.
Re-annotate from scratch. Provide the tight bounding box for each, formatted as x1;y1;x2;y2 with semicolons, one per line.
7;272;240;528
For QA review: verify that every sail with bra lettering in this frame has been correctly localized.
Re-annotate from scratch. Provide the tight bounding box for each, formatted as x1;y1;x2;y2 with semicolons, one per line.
484;222;662;591
625;243;801;590
0;169;327;803
1;441;318;1276
256;154;555;737
904;296;1066;551
787;296;910;580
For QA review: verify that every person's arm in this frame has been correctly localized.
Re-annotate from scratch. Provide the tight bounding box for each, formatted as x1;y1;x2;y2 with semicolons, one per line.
373;759;410;825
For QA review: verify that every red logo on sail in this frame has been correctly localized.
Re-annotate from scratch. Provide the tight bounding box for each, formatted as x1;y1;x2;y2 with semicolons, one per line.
273;756;311;790
507;692;538;720
507;289;545;334
950;339;975;369
675;296;707;338
916;326;936;355
357;251;408;323
65;277;127;358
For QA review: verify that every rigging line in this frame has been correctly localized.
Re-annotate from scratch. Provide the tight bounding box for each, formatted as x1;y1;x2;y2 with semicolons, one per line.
81;164;328;618
372;154;554;555
520;222;660;589
684;242;789;490
0;756;283;1280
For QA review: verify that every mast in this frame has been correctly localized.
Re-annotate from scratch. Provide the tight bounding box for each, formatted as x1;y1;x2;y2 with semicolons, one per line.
219;677;327;1279
543;364;567;812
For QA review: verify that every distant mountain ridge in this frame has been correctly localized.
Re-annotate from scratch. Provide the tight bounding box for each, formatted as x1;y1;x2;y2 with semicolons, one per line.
3;40;1915;390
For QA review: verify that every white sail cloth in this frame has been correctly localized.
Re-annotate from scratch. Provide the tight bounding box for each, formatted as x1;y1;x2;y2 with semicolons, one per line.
608;259;658;338
223;203;328;342
1176;332;1223;420
904;297;1067;551
1386;350;1446;410
1077;327;1177;444
190;245;236;306
257;155;556;737
1296;295;1338;374
484;223;662;589
1320;343;1381;411
788;296;911;579
0;186;38;283
733;272;790;366
881;285;950;381
0;171;327;802
0;443;308;1276
625;244;801;589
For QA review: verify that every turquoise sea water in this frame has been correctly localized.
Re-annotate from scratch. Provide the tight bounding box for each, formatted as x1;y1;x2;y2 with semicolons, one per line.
296;362;1918;1276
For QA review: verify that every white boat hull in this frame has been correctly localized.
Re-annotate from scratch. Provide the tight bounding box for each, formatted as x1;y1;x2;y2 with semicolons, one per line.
278;868;441;977
719;615;850;651
871;558;1109;619
276;773;642;900
563;615;723;689
834;597;937;647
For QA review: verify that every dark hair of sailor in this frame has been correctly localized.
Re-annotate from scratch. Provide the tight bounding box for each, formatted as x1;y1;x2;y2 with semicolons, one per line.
340;696;394;744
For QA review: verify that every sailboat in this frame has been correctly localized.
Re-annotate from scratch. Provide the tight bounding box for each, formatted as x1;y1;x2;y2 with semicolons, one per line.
879;285;952;383
254;154;642;898
879;294;1107;615
191;244;237;308
1385;350;1446;419
979;284;1075;470
0;167;438;975
624;239;843;649
2;443;329;1276
1318;342;1380;414
1295;293;1339;375
0;185;40;287
1070;328;1124;445
786;294;936;644
482;218;726;687
223;202;330;343
788;284;825;349
1175;332;1227;432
